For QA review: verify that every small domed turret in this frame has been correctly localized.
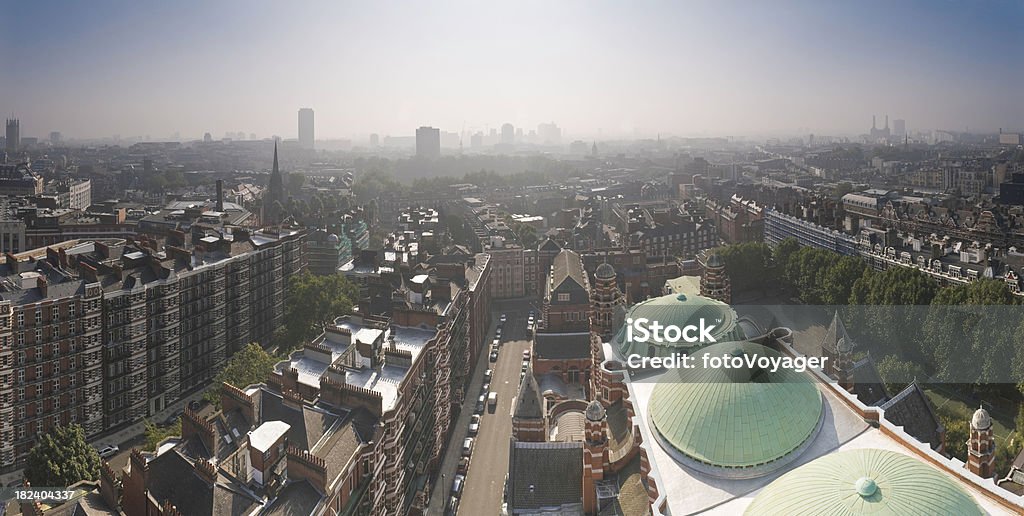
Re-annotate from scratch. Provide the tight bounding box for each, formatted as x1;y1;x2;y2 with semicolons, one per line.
971;406;992;430
595;262;616;280
585;400;606;422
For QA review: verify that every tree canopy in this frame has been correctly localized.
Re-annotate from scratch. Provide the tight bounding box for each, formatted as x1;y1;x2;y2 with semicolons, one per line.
204;343;279;406
25;424;101;487
281;272;358;348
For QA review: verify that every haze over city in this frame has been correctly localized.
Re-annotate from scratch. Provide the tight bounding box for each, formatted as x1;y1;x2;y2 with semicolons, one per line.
2;0;1022;141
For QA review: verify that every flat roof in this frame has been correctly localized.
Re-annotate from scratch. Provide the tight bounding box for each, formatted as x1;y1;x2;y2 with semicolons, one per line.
249;421;291;453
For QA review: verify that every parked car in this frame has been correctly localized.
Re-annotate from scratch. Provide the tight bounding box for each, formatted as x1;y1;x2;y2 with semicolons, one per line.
521;361;529;372
469;414;481;435
484;369;493;381
523;349;532;360
488;392;498;412
457;457;470;474
492;338;500;347
481;382;490;395
163;408;184;426
451;474;465;496
461;438;474;457
495;327;502;339
96;444;119;459
445;495;459;516
476;396;486;413
500;313;507;323
489;351;498;362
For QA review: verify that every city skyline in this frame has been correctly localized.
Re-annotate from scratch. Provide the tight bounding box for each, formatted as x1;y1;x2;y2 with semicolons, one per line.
2;1;1022;141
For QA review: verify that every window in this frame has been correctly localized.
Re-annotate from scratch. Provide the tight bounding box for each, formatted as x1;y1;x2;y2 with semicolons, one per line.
557;293;570;302
36;365;43;378
35;310;41;324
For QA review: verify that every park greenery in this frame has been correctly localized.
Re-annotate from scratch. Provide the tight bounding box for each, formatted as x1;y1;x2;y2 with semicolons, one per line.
717;237;1024;469
25;424;101;488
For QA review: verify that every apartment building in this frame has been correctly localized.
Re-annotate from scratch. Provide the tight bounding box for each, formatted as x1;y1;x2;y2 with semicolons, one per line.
0;228;306;470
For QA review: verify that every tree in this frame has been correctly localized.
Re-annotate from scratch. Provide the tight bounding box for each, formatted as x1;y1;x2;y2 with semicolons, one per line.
939;412;969;461
282;272;358;347
25;424;101;487
820;256;867;305
287;172;306;192
715;242;772;292
876;354;926;394
144;418;182;451
204;343;279;406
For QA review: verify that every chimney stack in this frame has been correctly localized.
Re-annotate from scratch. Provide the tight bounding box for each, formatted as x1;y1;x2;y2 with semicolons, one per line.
216;179;224;212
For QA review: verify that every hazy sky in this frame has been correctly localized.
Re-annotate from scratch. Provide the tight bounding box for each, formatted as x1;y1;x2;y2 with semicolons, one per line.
2;0;1022;140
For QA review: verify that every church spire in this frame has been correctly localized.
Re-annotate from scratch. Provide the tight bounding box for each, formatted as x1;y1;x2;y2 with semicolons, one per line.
273;141;279;175
267;141;285;225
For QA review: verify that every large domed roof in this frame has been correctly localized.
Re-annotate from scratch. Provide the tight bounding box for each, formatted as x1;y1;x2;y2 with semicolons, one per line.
595;262;616;280
612;293;744;358
648;340;823;477
745;448;984;515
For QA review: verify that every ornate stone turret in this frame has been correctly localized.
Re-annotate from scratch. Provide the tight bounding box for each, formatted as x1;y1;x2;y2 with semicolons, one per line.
583;400;608;515
967;405;995;478
590;262;625;339
700;252;731;303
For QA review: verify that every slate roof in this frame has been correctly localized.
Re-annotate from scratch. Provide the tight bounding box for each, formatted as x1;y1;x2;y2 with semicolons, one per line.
548;249;588;298
820;311;850;354
851;355;890;406
145;450;260;516
257;390;339;450
534;331;592;360
880;382;944;450
263;480;323;516
539;238;562;252
514;367;544;420
507;441;584;510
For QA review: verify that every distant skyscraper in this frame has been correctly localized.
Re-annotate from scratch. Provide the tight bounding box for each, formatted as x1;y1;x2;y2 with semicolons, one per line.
501;123;514;144
893;119;906;137
203;132;213;143
537;122;561;144
416;126;441;159
869;115;891;140
5;119;20;154
471;132;483;148
49;131;61;143
298;108;315;149
369;133;379;147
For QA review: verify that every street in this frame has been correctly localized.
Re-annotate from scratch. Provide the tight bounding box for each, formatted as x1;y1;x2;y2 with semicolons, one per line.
427;297;540;516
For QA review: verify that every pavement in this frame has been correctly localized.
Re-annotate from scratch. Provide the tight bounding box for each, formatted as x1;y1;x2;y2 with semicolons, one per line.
425;297;540;515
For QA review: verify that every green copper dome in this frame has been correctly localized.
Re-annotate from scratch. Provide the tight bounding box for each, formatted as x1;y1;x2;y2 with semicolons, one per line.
613;293;743;358
746;448;985;515
648;341;823;476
